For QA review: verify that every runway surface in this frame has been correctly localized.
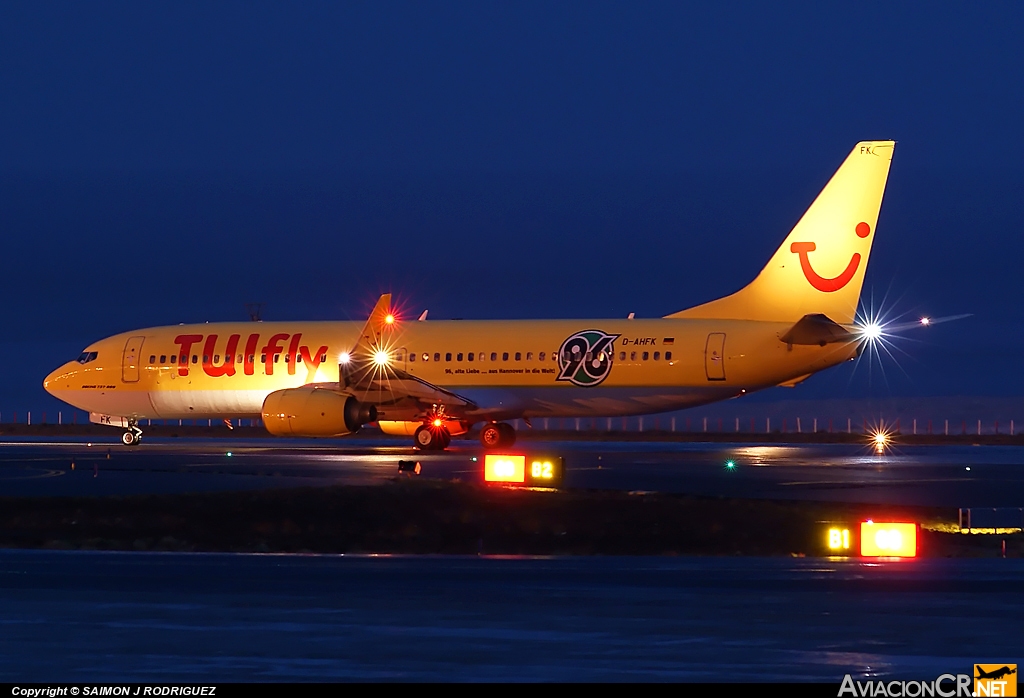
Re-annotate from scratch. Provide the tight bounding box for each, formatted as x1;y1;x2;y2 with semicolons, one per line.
2;436;1024;507
2;440;1022;682
0;549;1019;682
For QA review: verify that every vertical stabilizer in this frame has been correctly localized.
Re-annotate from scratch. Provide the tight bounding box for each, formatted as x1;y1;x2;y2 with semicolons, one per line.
667;141;894;324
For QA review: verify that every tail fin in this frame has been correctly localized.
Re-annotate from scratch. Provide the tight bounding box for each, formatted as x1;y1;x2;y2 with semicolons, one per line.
667;140;895;324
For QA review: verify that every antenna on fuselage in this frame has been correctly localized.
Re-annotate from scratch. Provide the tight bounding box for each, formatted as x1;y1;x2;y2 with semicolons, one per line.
246;302;264;322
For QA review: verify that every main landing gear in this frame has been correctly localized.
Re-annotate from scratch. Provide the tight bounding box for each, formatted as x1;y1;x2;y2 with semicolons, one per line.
479;422;515;449
414;424;451;451
121;419;143;446
413;405;463;451
413;421;515;450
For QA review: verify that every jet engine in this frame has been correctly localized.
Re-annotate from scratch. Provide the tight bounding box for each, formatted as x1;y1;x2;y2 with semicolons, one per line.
262;387;377;437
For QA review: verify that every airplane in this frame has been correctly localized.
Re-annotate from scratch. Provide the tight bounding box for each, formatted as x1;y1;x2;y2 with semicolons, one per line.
45;140;895;450
976;667;1017;681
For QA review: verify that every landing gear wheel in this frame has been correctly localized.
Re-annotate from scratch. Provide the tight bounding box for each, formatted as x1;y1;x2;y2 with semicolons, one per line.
122;419;143;447
480;422;516;449
414;425;450;451
497;422;516;448
480;423;503;449
414;425;435;450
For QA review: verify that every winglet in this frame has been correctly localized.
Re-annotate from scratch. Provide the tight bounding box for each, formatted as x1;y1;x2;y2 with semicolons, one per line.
418;310;428;321
360;294;394;344
337;296;477;411
342;294;396;389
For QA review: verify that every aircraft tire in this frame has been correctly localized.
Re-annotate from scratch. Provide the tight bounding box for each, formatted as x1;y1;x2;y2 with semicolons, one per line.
414;425;435;450
122;431;136;446
437;430;452;450
497;422;516;448
480;423;503;449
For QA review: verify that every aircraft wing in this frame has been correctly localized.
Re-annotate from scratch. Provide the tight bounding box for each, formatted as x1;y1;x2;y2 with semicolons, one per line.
338;295;477;416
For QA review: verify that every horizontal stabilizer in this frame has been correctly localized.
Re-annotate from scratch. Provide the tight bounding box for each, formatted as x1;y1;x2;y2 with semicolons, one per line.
777;373;813;388
779;313;855;346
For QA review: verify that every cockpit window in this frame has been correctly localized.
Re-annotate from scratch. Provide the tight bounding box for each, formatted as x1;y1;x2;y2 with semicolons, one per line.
76;351;98;364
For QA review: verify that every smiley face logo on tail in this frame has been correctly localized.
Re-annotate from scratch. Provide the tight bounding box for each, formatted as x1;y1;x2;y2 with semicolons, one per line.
790;222;871;293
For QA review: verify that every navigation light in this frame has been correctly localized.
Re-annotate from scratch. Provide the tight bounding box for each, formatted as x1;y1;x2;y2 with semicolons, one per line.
861;323;883;341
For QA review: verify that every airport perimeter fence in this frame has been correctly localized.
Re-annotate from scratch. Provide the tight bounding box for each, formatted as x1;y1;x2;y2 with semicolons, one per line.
1;410;262;429
6;409;1024;436
514;415;1024;437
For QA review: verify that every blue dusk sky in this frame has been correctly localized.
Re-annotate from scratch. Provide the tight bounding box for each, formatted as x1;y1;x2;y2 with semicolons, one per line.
1;2;1022;411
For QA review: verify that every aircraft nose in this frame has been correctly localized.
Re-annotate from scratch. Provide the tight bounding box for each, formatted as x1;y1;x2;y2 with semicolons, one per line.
43;368;59;395
43;363;75;397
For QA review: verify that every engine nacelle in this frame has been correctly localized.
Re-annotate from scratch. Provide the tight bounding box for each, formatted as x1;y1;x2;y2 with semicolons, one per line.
262;387;377;437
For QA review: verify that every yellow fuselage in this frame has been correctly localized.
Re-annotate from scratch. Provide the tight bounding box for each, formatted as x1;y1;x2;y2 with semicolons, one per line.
44;317;858;424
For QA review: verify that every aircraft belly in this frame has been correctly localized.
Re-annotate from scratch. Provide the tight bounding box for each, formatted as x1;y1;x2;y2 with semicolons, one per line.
149;389;268;418
51;390;155;419
458;385;738;420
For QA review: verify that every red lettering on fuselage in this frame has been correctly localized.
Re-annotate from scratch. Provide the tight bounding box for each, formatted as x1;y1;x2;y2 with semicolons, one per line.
287;334;302;375
173;334;203;376
261;334;290;376
173;333;328;379
299;344;329;373
243;334;260;376
202;334;240;377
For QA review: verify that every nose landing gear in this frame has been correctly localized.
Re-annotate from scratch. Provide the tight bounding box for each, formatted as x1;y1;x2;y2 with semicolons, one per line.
121;419;143;446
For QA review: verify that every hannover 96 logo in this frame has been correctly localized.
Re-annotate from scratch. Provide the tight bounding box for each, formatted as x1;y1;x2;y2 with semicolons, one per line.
557;330;619;387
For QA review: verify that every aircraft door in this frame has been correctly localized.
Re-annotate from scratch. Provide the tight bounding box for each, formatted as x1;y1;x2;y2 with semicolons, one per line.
704;333;726;381
394;347;407;371
122;335;146;383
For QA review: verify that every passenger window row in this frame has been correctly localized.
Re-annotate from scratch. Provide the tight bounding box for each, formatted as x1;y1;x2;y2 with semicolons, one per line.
411;351;553;363
147;353;328;366
140;348;671;367
617;351;671;361
405;350;672;362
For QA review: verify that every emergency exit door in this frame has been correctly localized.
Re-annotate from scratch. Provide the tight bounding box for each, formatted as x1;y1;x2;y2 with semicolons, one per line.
705;333;726;381
122;336;146;383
